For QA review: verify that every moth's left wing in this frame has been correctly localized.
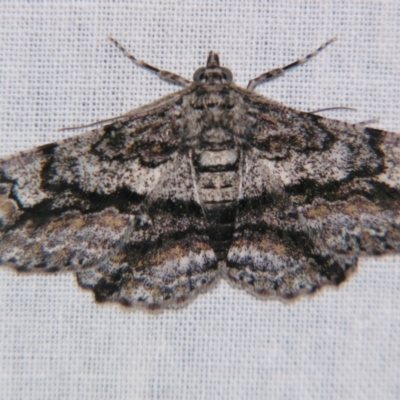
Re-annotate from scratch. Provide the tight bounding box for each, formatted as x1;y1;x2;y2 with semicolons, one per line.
223;92;400;299
0;88;218;309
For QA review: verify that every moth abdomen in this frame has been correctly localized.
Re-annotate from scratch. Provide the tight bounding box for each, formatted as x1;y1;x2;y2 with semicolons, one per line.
195;150;240;260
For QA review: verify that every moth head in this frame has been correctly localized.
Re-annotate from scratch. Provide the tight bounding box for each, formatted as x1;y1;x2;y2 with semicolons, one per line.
193;51;233;84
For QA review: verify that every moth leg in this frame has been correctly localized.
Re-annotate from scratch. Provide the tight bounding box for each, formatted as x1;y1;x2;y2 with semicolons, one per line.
247;37;337;91
308;107;378;126
356;117;379;126
108;36;191;87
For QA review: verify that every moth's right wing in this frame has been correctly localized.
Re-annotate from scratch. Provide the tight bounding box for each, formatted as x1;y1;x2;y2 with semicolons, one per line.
0;88;218;309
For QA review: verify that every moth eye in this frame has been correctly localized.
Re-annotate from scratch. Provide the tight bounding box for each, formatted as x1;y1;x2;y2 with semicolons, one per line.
193;67;206;82
221;68;233;82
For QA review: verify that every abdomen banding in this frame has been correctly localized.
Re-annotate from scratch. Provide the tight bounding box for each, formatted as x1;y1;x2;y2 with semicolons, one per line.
195;149;240;260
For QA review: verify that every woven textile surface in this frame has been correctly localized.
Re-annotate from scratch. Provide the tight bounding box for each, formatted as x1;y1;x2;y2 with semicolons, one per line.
0;1;399;399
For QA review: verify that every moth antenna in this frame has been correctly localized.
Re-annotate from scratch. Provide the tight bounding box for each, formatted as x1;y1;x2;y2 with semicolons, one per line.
108;36;191;87
247;37;337;91
310;106;357;114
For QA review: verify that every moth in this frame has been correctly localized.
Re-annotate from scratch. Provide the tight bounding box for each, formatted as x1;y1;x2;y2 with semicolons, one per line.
1;37;399;310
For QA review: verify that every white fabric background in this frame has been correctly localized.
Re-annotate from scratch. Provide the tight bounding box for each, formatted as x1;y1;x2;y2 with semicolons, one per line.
0;1;399;399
